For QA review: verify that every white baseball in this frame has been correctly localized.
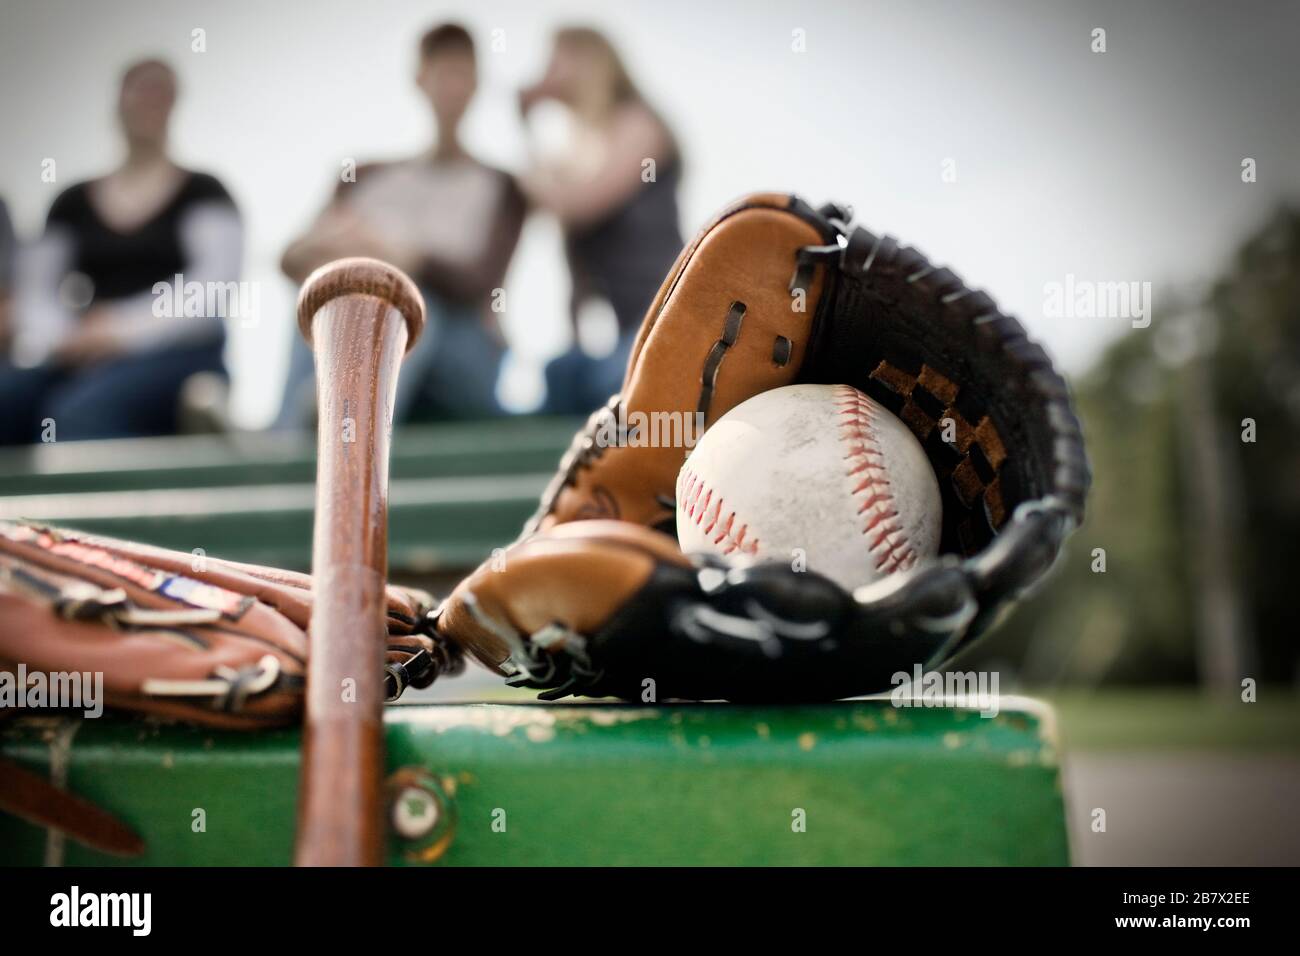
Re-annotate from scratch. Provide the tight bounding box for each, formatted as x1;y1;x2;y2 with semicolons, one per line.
675;383;942;591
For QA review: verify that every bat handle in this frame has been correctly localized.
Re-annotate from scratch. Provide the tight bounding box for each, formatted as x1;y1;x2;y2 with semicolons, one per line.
293;257;424;867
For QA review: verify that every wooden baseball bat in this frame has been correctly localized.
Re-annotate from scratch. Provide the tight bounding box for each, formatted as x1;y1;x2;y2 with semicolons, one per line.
293;257;424;867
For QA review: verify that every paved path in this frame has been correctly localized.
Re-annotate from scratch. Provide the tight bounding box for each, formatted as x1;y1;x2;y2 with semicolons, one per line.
1063;753;1300;866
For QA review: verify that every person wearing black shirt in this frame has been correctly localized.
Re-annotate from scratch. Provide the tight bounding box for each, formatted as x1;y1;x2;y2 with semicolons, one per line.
519;27;684;415
0;59;241;445
0;198;14;357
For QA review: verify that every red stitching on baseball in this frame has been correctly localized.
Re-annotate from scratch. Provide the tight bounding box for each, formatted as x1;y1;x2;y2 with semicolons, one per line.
677;465;760;556
837;386;918;573
703;497;721;534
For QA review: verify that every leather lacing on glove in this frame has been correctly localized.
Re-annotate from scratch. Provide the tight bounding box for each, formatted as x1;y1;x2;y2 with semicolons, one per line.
0;519;469;722
384;633;465;700
789;199;1087;653
524;396;663;539
0;557;301;717
1;562;222;629
429;596;604;701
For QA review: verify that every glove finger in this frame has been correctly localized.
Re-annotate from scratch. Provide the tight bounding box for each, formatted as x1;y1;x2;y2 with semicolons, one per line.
532;193;836;534
434;521;690;678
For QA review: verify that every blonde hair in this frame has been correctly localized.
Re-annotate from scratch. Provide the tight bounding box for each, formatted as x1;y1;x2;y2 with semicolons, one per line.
553;27;678;163
554;27;641;107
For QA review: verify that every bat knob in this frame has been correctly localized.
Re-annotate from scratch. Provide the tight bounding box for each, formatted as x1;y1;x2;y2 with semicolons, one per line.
296;257;426;354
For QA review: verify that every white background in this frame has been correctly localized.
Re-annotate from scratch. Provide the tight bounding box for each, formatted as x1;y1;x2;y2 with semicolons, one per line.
2;0;1297;425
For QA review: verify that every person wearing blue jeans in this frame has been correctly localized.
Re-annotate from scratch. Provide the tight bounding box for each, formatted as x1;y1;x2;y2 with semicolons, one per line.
0;342;225;444
0;59;240;446
519;28;684;415
0;198;14;357
275;24;524;429
542;327;636;417
275;288;502;428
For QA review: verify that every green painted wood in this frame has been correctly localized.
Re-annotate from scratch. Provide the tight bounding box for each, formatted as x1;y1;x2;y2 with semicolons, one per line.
0;417;579;496
0;699;1069;866
0;418;578;572
0;473;548;572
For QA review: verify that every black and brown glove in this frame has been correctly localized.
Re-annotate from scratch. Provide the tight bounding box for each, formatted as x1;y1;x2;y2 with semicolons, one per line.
432;192;1089;701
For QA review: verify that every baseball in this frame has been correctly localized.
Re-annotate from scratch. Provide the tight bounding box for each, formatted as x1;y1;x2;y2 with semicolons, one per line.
676;383;942;591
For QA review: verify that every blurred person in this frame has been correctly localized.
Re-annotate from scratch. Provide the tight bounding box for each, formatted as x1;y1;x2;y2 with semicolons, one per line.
0;59;240;446
0;198;14;356
276;23;525;428
519;27;683;415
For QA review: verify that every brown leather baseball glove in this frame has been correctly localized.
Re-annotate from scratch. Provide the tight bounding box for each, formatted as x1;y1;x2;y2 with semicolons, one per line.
0;520;456;728
432;192;1089;701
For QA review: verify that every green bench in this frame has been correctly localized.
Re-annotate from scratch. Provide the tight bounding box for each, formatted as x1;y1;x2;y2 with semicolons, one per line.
0;698;1069;866
0;417;580;496
0;473;548;571
0;418;580;572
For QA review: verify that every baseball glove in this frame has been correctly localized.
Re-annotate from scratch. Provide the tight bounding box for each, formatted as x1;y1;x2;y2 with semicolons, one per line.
432;192;1089;701
0;519;459;728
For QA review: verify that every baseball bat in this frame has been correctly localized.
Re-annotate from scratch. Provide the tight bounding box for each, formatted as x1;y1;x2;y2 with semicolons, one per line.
293;257;424;867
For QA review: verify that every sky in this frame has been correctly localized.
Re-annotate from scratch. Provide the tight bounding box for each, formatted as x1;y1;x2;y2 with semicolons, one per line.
2;0;1297;425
